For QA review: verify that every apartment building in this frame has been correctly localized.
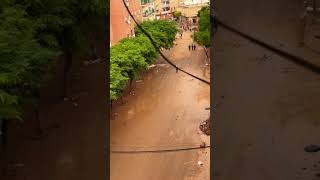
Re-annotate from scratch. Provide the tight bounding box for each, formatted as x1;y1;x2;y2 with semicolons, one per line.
110;0;142;46
141;0;156;20
153;0;179;19
176;0;209;25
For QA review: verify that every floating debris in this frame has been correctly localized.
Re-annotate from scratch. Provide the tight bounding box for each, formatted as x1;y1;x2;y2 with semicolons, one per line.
199;117;210;135
148;64;156;69
304;144;320;152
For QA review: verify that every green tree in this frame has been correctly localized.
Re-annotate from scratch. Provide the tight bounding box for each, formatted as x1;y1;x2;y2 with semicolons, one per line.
0;6;59;121
174;11;182;18
135;20;178;49
16;0;107;98
110;63;128;100
194;6;210;47
110;20;177;101
0;0;107;138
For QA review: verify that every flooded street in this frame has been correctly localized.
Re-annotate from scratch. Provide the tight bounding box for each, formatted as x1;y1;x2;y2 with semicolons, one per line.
110;31;210;180
213;0;320;179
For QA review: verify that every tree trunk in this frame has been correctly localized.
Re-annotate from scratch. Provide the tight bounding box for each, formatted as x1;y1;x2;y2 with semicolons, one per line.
63;51;73;99
130;78;133;89
203;46;209;58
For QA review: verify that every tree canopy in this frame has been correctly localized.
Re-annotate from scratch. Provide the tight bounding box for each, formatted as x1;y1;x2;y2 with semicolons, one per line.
135;20;178;49
174;11;182;18
110;20;177;101
194;6;210;47
0;0;107;121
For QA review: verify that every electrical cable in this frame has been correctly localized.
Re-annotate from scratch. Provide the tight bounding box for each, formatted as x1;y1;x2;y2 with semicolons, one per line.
212;16;320;75
122;0;210;85
111;145;211;154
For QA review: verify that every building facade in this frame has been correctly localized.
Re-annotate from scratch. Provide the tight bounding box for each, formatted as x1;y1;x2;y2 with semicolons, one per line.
154;0;179;19
110;0;142;46
176;0;209;25
141;0;156;20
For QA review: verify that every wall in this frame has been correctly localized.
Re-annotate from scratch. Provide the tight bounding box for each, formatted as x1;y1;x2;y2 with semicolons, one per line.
110;0;142;46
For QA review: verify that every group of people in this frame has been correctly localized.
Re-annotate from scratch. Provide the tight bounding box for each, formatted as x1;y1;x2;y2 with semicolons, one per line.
188;44;196;51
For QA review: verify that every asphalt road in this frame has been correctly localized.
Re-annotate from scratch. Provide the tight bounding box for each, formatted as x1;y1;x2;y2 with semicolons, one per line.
212;0;320;180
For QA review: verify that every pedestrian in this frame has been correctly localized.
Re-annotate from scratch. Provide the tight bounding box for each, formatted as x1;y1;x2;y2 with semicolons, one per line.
180;33;182;38
188;45;191;51
192;44;194;51
194;44;196;50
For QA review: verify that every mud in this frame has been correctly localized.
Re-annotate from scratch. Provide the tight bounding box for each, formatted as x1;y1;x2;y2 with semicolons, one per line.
110;31;210;180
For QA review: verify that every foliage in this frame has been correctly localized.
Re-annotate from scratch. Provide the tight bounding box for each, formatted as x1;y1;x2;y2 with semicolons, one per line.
110;63;128;100
0;5;59;120
174;11;182;18
0;0;107;120
110;36;157;100
194;6;210;47
135;20;178;49
110;20;177;101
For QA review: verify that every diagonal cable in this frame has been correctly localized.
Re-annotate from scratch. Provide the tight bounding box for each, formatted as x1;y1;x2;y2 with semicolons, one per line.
111;145;211;154
122;0;210;85
212;16;320;75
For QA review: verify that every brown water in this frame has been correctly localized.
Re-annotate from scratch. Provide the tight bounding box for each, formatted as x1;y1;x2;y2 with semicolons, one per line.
110;31;210;180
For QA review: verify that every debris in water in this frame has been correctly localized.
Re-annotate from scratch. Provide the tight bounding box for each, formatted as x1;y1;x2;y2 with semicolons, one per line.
148;64;156;69
304;144;320;152
197;161;203;166
199;117;210;135
157;64;167;67
136;80;143;83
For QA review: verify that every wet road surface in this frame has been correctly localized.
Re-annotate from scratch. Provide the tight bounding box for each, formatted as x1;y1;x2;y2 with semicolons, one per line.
110;31;210;180
213;0;320;180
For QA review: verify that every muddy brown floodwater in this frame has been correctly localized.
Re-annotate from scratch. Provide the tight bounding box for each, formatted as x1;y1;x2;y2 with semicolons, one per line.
213;0;320;180
110;31;210;180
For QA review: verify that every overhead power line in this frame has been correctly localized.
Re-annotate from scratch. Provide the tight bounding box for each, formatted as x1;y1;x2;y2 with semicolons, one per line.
213;16;320;75
122;0;210;85
111;145;211;154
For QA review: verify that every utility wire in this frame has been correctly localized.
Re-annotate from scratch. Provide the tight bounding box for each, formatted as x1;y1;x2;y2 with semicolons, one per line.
115;1;211;154
111;145;211;154
122;0;210;85
213;17;320;75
